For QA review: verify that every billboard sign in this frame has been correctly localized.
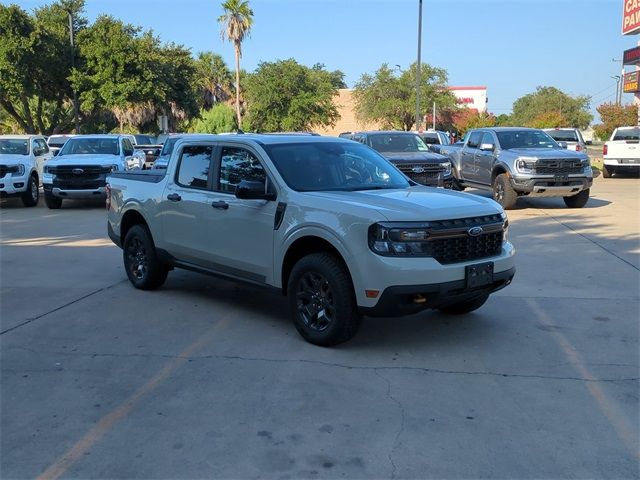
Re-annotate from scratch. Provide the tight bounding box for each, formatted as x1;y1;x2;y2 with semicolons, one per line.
624;46;640;65
623;0;640;35
623;71;640;93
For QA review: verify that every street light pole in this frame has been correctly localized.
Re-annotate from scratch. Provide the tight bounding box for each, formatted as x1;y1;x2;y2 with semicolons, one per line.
415;0;423;131
612;76;621;105
68;11;80;133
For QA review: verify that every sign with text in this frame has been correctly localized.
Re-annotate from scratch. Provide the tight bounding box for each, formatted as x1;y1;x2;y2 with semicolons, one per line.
624;46;640;65
623;0;640;35
623;71;640;93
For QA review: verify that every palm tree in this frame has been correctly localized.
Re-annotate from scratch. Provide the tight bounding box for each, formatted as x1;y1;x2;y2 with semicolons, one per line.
218;0;253;127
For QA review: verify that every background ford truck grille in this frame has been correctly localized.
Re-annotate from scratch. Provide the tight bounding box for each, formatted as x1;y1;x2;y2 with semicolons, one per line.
430;231;503;264
49;165;112;175
396;163;446;183
534;160;583;175
0;165;20;177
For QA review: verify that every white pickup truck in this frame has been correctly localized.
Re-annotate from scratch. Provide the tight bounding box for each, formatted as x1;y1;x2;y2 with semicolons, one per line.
602;126;640;178
106;134;515;346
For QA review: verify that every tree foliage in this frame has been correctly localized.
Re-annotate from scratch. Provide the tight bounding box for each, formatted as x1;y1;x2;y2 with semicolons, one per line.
454;111;497;136
511;86;592;129
353;63;458;131
243;59;341;132
593;102;638;140
188;104;237;133
195;51;234;109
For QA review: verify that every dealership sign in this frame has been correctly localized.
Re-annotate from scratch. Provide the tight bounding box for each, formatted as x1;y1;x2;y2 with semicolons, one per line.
623;71;640;93
623;0;640;35
624;46;640;65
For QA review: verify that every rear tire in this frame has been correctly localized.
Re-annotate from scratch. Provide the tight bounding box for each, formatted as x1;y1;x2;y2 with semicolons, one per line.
123;224;168;290
601;165;613;178
287;253;361;346
492;173;518;209
451;177;466;191
21;174;39;207
439;294;489;315
563;188;589;208
44;192;62;209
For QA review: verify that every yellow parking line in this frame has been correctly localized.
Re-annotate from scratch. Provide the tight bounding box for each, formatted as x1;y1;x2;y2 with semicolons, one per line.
37;317;231;480
527;298;638;459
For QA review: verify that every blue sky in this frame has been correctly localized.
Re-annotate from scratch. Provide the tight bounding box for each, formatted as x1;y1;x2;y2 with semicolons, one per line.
18;0;633;122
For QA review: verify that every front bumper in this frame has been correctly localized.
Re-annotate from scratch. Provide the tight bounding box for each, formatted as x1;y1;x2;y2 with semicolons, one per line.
44;184;106;199
510;175;592;197
0;173;29;196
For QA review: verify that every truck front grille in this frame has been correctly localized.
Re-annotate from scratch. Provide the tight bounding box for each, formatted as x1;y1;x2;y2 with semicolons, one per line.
430;231;503;264
50;165;110;189
48;165;112;175
534;160;583;175
396;163;447;184
0;165;19;178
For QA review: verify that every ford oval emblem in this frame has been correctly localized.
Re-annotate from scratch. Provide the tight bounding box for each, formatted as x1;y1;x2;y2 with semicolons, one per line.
412;166;425;174
72;168;84;175
468;226;483;237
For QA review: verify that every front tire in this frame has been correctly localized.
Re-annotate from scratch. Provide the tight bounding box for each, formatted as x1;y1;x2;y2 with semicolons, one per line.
601;165;613;178
287;253;361;346
563;188;589;208
451;177;466;191
492;173;518;209
123;224;168;290
21;174;39;207
439;294;489;315
44;192;62;209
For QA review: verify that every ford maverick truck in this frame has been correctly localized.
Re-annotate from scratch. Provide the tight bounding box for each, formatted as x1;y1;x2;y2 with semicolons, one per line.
439;127;592;209
107;135;515;346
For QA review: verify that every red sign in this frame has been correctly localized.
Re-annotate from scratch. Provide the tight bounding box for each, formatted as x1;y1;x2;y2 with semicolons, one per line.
623;0;640;35
623;71;640;93
624;46;640;65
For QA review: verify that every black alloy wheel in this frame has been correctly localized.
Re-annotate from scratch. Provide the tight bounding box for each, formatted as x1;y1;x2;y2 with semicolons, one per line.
296;271;336;332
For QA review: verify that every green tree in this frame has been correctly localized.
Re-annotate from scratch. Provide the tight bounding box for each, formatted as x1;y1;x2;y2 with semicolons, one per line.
511;86;592;129
593;102;638;140
495;114;513;126
188;104;237;133
353;63;458;131
218;0;253;127
195;51;234;109
243;59;340;132
454;111;497;136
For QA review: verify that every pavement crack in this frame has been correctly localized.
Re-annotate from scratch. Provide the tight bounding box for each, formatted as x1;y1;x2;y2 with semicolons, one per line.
375;370;405;479
0;280;128;336
23;350;640;383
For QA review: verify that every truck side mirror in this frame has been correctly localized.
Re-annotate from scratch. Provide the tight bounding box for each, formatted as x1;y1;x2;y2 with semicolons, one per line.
479;143;495;152
235;180;276;201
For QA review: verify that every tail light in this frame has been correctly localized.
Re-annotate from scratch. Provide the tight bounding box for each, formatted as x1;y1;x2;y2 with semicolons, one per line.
603;145;608;156
105;183;111;210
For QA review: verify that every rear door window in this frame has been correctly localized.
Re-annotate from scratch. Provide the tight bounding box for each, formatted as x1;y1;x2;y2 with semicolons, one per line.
176;145;213;190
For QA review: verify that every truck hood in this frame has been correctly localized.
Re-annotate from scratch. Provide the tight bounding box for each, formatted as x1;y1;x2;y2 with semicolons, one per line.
0;154;30;165
505;148;587;159
305;186;502;222
48;154;122;166
382;151;447;163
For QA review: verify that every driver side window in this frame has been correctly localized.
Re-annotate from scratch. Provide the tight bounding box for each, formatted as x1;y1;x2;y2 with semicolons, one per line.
467;132;483;149
218;147;266;194
123;139;134;156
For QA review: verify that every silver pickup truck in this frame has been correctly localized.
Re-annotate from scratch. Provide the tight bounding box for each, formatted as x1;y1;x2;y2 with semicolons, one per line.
439;127;593;209
106;134;515;346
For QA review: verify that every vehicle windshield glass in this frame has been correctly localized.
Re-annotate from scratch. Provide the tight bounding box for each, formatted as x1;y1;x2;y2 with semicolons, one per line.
47;136;71;147
420;133;439;145
496;130;559;150
0;139;29;155
134;135;155;144
547;130;578;142
368;133;430;153
263;141;410;192
59;138;120;155
160;137;181;156
613;128;640;141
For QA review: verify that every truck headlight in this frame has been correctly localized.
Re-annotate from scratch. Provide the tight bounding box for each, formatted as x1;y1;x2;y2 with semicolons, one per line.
110;164;120;172
516;159;536;173
14;164;25;175
368;223;431;256
440;162;452;175
501;212;509;242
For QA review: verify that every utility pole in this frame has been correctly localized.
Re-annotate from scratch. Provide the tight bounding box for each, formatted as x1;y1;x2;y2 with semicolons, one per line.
613;58;624;105
415;0;423;131
68;10;80;133
612;76;621;105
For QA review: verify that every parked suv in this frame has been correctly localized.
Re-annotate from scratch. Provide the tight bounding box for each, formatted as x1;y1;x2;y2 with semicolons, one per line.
351;131;453;188
43;134;143;209
107;135;515;346
417;130;451;154
0;135;51;206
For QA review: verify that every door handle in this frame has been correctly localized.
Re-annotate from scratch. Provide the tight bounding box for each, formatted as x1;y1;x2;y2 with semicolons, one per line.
211;200;229;210
167;193;181;202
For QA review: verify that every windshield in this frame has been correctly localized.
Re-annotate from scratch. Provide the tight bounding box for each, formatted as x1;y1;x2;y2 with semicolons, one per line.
47;136;72;148
496;130;559;150
368;133;430;153
613;128;640;141
59;138;120;156
420;133;439;145
134;134;155;144
546;130;578;142
0;139;29;155
160;137;182;156
263;141;410;192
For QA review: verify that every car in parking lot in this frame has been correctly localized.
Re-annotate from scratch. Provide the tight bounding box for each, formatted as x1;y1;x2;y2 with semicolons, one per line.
416;129;451;154
107;134;515;346
151;135;188;170
350;131;453;188
602;126;640;178
42;134;144;209
47;134;75;156
0;135;51;206
542;128;587;153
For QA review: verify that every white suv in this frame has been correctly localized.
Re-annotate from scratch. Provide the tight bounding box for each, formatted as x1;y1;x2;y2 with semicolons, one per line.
0;135;51;206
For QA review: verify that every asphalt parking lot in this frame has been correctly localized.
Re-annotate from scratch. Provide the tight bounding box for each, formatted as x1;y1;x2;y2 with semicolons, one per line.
1;177;639;479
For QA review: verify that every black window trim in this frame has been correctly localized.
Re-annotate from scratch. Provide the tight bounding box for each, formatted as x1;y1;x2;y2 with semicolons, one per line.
173;142;216;191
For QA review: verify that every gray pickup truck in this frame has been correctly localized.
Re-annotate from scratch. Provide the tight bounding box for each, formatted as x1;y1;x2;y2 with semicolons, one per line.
439;127;593;209
106;134;515;346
